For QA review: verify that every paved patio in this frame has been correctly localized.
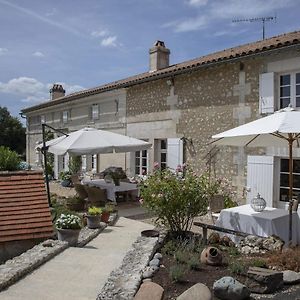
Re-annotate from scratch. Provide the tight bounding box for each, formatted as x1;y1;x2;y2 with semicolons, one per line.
0;217;154;300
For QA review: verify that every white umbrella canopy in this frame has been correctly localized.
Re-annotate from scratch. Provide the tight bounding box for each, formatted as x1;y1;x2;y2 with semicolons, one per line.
41;127;152;155
211;105;300;242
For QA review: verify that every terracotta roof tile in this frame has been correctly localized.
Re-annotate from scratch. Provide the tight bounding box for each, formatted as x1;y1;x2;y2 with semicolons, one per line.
22;30;300;113
0;171;53;243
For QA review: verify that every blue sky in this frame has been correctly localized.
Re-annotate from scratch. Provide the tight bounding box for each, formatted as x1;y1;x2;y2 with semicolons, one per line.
0;0;299;120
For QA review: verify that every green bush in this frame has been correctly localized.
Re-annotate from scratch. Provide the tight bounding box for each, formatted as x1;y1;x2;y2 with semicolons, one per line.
169;264;188;282
174;249;190;264
229;260;248;275
250;258;267;268
88;206;102;216
68;156;82;174
0;146;21;171
140;167;209;234
187;253;201;270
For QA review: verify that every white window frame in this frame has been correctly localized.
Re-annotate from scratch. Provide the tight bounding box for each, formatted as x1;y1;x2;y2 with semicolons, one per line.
92;104;99;120
278;71;300;109
40;115;45;124
157;139;167;170
92;154;97;172
279;158;300;202
62;110;68;124
135;150;148;175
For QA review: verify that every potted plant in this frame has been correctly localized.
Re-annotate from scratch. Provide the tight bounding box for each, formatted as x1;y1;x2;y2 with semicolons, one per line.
86;206;102;229
101;204;115;223
59;171;72;187
55;213;82;246
66;196;85;212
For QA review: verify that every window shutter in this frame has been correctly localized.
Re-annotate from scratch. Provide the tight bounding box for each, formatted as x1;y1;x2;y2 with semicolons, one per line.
259;72;275;114
246;155;274;207
82;155;87;172
167;138;183;171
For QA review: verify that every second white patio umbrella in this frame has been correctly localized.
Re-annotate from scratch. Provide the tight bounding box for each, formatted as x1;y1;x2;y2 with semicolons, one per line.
41;127;152;155
212;105;300;242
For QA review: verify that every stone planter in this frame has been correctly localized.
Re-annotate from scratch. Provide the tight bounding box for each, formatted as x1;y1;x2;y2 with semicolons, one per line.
200;246;223;266
101;212;110;223
57;228;80;246
86;215;101;229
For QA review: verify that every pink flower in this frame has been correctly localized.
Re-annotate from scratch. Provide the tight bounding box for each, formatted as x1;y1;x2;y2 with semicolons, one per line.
153;162;160;169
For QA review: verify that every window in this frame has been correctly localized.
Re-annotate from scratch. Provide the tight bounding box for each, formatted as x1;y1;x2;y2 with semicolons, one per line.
279;72;300;109
92;154;97;172
40;115;45;124
279;158;300;202
135;150;148;175
92;104;99;120
159;139;167;170
62;111;68;123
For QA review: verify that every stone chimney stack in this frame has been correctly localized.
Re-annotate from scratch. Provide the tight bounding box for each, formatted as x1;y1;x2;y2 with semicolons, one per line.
149;40;170;72
50;84;65;100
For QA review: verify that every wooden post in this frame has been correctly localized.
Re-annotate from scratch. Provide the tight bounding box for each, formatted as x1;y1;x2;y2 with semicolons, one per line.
288;135;293;242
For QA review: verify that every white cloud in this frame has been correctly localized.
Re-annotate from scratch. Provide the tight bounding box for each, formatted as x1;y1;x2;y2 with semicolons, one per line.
186;0;208;6
165;16;208;32
33;51;45;57
0;77;84;103
91;29;108;38
101;36;117;47
0;48;8;56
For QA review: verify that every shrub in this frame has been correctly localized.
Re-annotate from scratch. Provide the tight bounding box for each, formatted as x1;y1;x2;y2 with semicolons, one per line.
162;240;180;256
267;248;300;271
68;156;82;174
59;171;72;181
88;206;102;216
140;167;209;234
187;253;201;270
229;260;248;275
169;264;188;282
0;146;21;171
250;258;267;268
55;214;81;230
174;249;190;264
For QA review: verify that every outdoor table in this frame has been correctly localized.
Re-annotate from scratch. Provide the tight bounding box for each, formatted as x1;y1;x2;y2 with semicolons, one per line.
215;204;300;245
82;179;138;204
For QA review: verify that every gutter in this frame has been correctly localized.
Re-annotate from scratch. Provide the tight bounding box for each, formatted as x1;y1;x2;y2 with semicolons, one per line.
21;43;300;114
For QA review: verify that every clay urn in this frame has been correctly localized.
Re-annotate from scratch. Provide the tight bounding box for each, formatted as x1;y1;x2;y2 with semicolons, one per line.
200;246;223;266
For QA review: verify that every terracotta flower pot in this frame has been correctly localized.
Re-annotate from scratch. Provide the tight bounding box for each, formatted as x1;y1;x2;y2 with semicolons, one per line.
200;246;223;266
86;215;101;229
57;228;80;246
101;212;110;223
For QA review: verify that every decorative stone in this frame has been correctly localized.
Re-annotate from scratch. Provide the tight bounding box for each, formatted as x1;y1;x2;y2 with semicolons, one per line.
134;282;164;300
262;236;284;252
149;258;160;267
200;247;223;266
220;236;234;247
154;252;162;260
283;270;300;285
246;267;283;293
42;240;55;247
208;232;220;244
142;266;159;279
177;283;212;300
213;276;250;300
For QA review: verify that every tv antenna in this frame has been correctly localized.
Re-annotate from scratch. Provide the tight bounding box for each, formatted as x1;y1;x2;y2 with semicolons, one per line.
232;15;276;40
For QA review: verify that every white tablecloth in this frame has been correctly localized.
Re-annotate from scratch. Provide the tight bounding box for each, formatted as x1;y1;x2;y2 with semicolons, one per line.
82;179;138;203
215;204;300;245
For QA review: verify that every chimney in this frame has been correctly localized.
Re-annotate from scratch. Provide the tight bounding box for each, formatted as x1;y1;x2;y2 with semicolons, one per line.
149;40;170;72
50;84;65;100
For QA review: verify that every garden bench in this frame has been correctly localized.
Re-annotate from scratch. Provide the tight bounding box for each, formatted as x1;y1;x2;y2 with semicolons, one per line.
193;221;251;245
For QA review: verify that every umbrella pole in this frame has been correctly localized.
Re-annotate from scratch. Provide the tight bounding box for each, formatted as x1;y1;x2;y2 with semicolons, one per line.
288;136;294;242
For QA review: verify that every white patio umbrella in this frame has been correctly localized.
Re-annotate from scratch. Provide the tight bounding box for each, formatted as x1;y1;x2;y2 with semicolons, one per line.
211;105;300;242
39;127;152;155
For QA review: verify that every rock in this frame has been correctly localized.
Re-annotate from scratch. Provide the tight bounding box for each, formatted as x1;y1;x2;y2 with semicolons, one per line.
149;258;160;267
213;276;250;300
177;283;212;300
143;278;152;283
246;266;283;293
208;232;220;244
283;270;300;285
154;252;162;260
200;247;223;266
262;236;284;252
240;246;252;255
134;282;164;300
42;240;54;247
142;266;158;279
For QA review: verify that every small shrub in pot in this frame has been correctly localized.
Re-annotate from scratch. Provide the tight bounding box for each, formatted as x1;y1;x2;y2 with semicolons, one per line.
86;206;102;229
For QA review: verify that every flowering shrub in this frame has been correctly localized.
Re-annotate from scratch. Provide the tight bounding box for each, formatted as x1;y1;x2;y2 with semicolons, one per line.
140;167;209;234
55;214;81;230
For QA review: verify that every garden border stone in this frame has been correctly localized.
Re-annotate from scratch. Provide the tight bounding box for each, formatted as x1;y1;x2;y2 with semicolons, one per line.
97;230;167;300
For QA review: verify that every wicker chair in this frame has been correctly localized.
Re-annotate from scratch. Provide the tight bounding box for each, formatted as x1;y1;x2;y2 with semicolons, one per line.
208;195;224;224
71;174;81;186
74;183;89;210
84;186;107;207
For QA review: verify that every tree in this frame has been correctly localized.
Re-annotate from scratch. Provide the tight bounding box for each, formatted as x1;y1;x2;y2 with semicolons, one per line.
0;107;26;155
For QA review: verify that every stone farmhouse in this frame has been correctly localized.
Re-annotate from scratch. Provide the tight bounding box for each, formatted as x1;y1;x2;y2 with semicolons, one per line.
22;30;300;209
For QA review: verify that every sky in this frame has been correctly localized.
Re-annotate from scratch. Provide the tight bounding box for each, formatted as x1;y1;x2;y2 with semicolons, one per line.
0;0;299;121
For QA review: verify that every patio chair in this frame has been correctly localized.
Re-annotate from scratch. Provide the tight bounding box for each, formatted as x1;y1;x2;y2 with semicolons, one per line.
71;174;81;186
74;183;89;210
208;195;224;224
84;185;107;207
